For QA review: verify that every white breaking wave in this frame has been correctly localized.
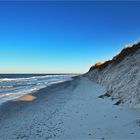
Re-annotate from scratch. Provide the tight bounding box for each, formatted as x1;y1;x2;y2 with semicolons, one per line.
0;75;75;104
0;75;72;82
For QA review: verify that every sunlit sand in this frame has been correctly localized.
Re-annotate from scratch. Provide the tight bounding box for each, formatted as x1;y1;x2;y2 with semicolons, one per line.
14;95;36;101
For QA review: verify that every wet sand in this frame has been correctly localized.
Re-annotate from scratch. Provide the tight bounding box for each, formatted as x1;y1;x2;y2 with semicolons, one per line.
0;77;79;139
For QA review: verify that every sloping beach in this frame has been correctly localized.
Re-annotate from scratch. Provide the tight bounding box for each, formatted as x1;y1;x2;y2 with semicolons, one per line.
0;76;140;139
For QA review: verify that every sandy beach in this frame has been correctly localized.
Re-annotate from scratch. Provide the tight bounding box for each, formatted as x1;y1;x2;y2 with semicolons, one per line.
0;76;140;139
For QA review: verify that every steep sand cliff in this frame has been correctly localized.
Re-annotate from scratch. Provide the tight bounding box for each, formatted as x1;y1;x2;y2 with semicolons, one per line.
86;42;140;109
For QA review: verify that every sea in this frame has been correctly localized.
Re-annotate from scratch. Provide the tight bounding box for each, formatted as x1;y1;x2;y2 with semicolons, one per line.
0;74;75;104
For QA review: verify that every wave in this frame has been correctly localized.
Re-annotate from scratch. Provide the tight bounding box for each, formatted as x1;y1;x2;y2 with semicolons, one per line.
0;75;72;82
0;74;74;105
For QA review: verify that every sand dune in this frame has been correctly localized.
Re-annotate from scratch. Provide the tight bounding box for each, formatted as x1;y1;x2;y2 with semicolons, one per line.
86;42;140;109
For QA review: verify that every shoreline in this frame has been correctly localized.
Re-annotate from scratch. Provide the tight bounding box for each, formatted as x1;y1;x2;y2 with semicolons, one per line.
0;75;79;106
0;76;79;122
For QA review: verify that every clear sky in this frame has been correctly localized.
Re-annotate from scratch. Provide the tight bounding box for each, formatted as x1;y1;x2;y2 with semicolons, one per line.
0;1;140;74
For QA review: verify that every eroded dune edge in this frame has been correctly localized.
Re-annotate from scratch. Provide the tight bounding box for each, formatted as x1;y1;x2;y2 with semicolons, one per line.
86;42;140;110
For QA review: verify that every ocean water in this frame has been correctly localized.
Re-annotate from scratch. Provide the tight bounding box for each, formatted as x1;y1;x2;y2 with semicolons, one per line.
0;74;75;104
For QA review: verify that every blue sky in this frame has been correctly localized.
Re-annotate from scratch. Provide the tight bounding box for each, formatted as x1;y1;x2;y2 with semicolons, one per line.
0;1;140;73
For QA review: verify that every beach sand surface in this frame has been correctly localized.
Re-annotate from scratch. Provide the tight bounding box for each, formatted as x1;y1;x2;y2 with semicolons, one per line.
0;77;140;139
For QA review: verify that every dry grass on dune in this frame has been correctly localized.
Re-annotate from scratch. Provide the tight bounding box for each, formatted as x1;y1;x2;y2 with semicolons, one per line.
89;42;140;72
